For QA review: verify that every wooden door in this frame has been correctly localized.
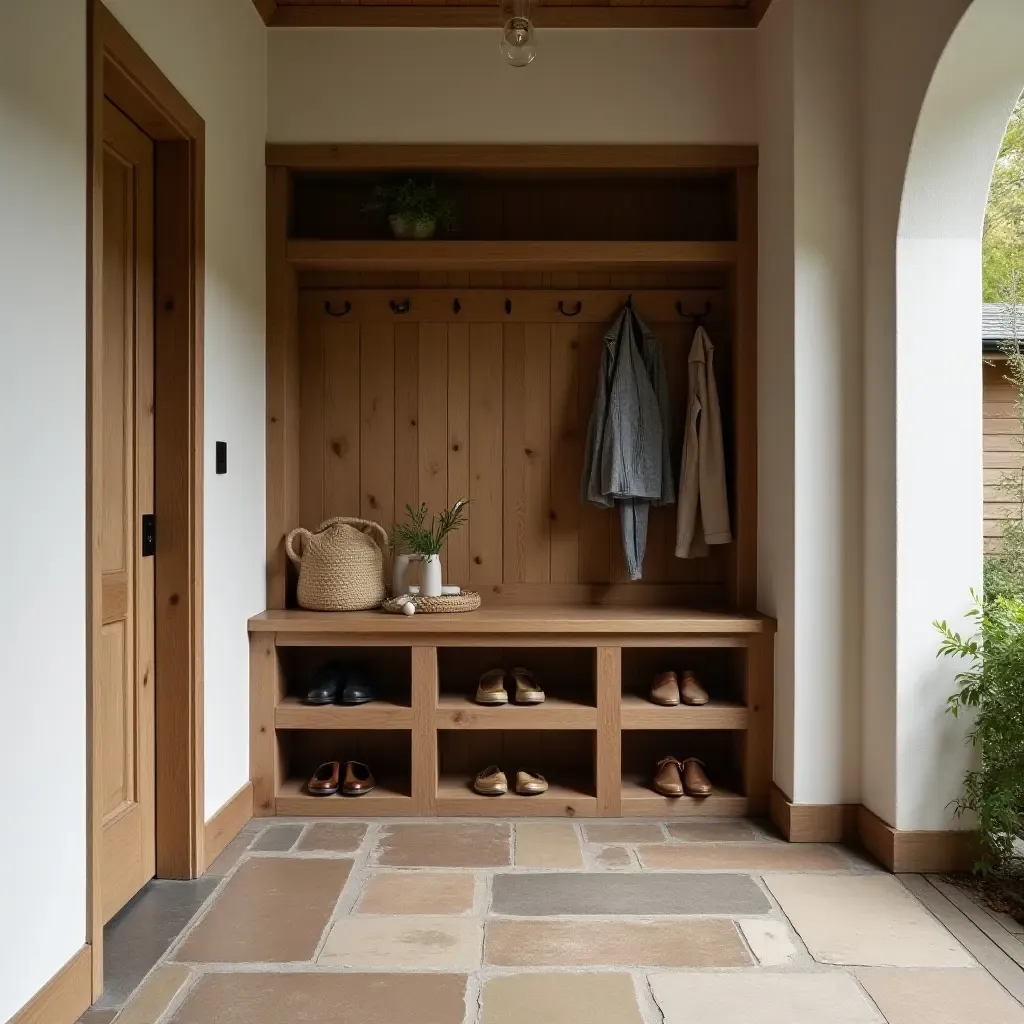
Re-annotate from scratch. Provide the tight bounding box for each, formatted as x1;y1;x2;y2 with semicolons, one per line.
99;99;156;923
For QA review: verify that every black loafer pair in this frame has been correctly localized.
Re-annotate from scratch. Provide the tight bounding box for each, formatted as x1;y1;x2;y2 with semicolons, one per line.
304;662;376;706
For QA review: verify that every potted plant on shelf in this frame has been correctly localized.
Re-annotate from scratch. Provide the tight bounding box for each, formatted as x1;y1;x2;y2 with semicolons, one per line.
366;179;456;240
392;500;468;596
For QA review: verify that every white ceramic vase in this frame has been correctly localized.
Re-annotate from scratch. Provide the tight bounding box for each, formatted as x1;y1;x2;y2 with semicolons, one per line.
419;554;443;597
392;553;414;597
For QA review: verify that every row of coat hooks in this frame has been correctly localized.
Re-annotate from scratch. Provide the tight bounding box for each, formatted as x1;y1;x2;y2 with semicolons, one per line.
323;297;714;323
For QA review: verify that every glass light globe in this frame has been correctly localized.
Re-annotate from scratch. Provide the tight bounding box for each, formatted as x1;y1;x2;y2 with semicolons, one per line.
500;0;536;66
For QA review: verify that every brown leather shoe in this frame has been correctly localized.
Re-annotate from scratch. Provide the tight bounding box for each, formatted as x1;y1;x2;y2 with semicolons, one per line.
652;756;685;797
681;757;713;797
650;671;680;706
680;671;709;706
474;765;508;795
515;770;548;795
309;761;340;796
341;761;374;796
476;669;509;705
512;667;545;705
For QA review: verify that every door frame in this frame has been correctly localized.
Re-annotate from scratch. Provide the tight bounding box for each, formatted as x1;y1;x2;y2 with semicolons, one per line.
87;0;205;998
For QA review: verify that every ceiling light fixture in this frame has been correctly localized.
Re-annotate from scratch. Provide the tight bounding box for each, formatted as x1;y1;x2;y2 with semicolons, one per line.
500;0;536;67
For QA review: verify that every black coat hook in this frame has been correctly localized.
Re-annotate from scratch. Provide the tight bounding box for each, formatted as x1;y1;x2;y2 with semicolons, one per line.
558;300;583;317
324;299;351;317
505;299;512;315
676;299;712;325
389;298;411;315
452;298;461;314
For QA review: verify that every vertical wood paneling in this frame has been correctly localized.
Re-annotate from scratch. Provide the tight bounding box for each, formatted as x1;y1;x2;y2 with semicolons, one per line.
360;323;395;526
322;318;361;518
298;292;324;528
393;322;420;528
447;323;471;587
469;322;503;584
503;322;527;581
577;320;611;582
549;323;580;582
524;323;552;580
418;323;450;575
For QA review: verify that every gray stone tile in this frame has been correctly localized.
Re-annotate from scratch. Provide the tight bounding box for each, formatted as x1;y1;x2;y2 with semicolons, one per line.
204;832;254;877
95;878;219;1008
491;872;770;916
250;824;303;852
76;1010;118;1024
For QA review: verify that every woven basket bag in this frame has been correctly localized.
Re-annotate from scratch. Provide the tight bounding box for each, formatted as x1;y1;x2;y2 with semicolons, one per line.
285;517;389;611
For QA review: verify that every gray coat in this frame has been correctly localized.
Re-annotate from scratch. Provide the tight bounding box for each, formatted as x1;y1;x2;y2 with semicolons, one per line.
581;304;675;580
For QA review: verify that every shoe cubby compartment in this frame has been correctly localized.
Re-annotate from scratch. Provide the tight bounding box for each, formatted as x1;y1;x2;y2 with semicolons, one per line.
620;647;747;730
276;646;412;730
436;729;598;817
620;729;746;816
277;729;414;816
436;647;596;730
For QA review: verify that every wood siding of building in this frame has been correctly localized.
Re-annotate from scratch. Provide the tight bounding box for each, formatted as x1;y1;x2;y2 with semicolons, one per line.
984;359;1024;552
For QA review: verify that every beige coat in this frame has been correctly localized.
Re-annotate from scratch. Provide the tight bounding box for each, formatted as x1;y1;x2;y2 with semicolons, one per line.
675;326;732;558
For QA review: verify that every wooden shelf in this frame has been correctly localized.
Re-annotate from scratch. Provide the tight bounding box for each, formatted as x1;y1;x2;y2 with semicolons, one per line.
620;695;748;731
286;239;739;272
276;696;413;730
436;694;596;730
620;777;748;817
436;775;598;817
276;776;416;816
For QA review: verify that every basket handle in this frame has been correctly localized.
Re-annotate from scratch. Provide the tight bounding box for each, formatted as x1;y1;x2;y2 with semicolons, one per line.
284;527;313;567
317;516;390;552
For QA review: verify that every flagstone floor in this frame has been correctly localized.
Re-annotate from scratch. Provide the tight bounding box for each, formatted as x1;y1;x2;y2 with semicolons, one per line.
78;817;1024;1024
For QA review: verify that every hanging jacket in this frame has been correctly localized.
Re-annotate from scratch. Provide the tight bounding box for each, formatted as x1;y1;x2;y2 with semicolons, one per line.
675;325;731;558
581;304;674;580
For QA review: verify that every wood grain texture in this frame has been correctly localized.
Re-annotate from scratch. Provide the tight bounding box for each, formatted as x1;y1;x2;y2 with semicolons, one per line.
744;633;773;816
769;784;858;843
9;947;91;1024
249;633;283;817
412;646;440;813
596;646;622;816
203;782;253;870
857;806;976;873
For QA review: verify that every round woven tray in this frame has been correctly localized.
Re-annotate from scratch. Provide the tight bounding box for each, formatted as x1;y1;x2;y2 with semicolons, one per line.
382;592;481;614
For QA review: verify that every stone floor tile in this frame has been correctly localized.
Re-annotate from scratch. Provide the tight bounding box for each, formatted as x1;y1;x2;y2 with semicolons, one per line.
858;968;1024;1023
666;821;758;842
115;965;192;1024
639;842;849;870
356;871;475;914
319;916;482;969
250;824;303;852
583;823;665;844
593;846;635;869
174;857;351;963
96;878;218;1007
480;973;645;1024
492;871;770;916
296;822;368;853
515;823;584;868
649;973;883;1023
76;1010;118;1024
764;874;975;967
168;972;467;1024
739;918;799;965
204;832;254;877
376;823;511;867
486;918;750;967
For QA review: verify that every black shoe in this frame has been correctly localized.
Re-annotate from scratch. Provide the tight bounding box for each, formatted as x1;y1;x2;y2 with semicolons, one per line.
339;667;376;705
304;662;345;705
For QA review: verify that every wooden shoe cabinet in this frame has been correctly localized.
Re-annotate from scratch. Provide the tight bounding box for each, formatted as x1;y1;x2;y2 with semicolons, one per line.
254;145;772;820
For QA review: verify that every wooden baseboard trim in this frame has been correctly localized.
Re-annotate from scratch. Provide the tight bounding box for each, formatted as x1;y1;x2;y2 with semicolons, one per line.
203;781;253;871
769;784;859;843
857;805;976;873
10;946;92;1024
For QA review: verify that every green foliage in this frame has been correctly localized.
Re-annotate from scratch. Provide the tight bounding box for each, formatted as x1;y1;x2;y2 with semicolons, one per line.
392;500;469;556
936;593;1024;873
366;179;456;229
984;93;1024;305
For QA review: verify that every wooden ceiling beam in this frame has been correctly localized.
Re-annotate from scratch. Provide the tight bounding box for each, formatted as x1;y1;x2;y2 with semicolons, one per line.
252;0;277;25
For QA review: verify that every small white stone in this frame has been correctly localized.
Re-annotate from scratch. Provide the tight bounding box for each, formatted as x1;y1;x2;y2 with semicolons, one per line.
402;601;416;616
739;918;798;965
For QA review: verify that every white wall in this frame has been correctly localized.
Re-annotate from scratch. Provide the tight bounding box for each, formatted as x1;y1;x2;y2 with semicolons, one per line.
268;28;756;143
0;3;87;1018
104;0;268;819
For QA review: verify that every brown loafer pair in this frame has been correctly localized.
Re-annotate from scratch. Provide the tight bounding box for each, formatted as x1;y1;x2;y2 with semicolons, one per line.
650;670;708;707
473;765;548;796
476;668;545;706
308;761;374;797
652;756;713;798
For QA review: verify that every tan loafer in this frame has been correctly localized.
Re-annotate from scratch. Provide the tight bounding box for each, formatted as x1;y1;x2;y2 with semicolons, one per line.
515;770;549;795
512;667;545;705
680;671;709;706
652;756;685;797
476;669;509;705
474;765;508;795
309;761;340;796
342;761;374;796
681;757;713;797
650;671;680;706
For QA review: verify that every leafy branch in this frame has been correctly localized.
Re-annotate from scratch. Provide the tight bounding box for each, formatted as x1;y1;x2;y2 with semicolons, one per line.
392;500;469;556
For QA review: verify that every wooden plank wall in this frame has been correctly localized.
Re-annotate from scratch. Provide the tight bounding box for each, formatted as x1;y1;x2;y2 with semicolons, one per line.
984;358;1024;552
296;271;734;604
